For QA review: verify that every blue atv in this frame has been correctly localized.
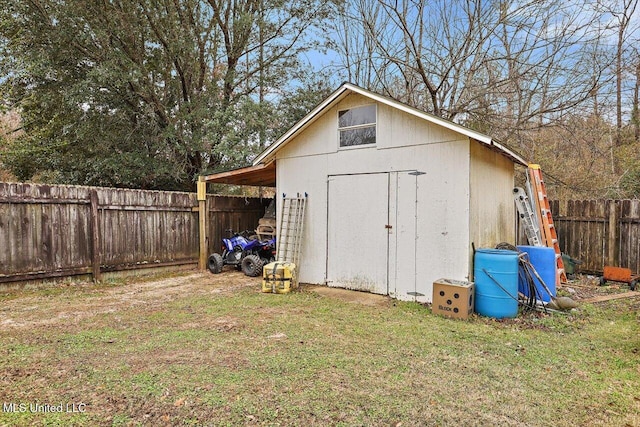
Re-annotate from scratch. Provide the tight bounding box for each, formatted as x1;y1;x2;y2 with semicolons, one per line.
208;229;276;277
242;235;276;276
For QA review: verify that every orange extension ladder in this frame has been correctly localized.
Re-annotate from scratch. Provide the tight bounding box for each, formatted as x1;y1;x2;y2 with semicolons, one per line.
527;164;567;285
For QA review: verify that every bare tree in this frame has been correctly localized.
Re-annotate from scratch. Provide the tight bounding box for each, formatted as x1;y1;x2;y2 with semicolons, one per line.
333;0;610;153
634;52;640;141
603;0;640;146
329;0;383;88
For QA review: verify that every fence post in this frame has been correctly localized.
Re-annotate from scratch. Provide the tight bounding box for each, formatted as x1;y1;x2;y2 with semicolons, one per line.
607;200;618;267
197;177;208;271
90;190;102;282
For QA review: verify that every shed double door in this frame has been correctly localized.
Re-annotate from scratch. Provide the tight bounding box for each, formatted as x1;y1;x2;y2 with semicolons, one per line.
326;172;422;299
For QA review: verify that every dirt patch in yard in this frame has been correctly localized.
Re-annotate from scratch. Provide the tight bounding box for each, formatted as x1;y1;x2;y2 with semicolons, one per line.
560;274;639;300
2;272;636;331
0;271;392;333
304;284;391;307
0;269;257;330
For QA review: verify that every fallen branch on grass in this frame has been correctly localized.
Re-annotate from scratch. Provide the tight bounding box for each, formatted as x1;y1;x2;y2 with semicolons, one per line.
581;292;640;304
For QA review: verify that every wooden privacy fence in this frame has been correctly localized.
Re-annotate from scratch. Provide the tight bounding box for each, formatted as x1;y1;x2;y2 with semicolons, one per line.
0;182;268;284
549;199;640;274
7;182;634;283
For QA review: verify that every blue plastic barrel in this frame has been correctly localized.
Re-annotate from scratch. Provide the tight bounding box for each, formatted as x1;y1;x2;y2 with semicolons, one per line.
474;249;519;319
517;245;556;302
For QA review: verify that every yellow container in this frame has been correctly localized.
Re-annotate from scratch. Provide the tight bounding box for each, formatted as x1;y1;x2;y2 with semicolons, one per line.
262;262;297;294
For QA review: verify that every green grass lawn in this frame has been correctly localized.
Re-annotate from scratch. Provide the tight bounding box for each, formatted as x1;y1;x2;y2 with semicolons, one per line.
0;273;639;426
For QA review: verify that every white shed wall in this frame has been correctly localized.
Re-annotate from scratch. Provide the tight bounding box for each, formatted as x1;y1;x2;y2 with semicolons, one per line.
275;93;515;301
275;154;329;285
469;141;517;275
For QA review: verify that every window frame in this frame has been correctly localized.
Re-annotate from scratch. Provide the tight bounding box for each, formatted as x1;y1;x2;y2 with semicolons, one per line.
337;104;377;149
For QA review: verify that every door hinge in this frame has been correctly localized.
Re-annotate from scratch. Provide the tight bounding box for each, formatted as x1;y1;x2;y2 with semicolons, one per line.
385;224;393;229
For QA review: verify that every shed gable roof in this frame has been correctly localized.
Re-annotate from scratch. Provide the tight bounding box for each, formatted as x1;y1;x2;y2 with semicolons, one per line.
253;83;527;166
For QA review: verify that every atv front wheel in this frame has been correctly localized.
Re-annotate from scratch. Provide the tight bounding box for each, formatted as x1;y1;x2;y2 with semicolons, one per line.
241;254;264;277
208;253;224;274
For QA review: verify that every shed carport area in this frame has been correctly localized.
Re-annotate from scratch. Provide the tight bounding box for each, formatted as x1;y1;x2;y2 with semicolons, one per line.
200;161;276;187
195;162;276;269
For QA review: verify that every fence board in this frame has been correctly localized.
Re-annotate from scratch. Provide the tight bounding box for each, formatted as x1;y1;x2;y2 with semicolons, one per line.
619;199;640;274
0;183;93;278
96;187;199;270
548;199;640;275
0;182;266;283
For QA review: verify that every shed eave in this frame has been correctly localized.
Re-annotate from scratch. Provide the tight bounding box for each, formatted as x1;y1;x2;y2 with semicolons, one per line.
201;161;276;187
253;82;528;167
489;140;528;166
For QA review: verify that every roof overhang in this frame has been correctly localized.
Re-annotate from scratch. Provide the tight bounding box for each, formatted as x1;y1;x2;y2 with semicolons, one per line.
201;161;276;187
252;82;528;167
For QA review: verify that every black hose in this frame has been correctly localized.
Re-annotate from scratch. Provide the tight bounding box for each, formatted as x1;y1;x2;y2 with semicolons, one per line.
518;264;536;311
494;244;549;314
519;253;553;313
518;253;548;313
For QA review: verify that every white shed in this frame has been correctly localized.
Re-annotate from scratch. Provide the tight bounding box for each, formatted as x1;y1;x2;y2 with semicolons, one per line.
206;83;528;302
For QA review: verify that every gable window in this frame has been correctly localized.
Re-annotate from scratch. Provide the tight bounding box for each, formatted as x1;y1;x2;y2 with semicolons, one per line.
338;105;376;147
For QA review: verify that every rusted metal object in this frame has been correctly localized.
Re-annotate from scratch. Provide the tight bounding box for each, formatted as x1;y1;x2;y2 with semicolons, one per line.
600;265;639;291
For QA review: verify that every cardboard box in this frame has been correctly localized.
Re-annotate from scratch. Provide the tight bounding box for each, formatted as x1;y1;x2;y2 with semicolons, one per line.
432;279;474;319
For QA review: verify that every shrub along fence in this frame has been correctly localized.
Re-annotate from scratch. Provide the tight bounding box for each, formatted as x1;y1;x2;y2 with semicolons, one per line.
0;182;268;284
549;199;640;274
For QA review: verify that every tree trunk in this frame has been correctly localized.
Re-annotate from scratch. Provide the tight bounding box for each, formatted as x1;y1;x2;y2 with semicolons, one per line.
634;59;640;143
616;26;623;147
